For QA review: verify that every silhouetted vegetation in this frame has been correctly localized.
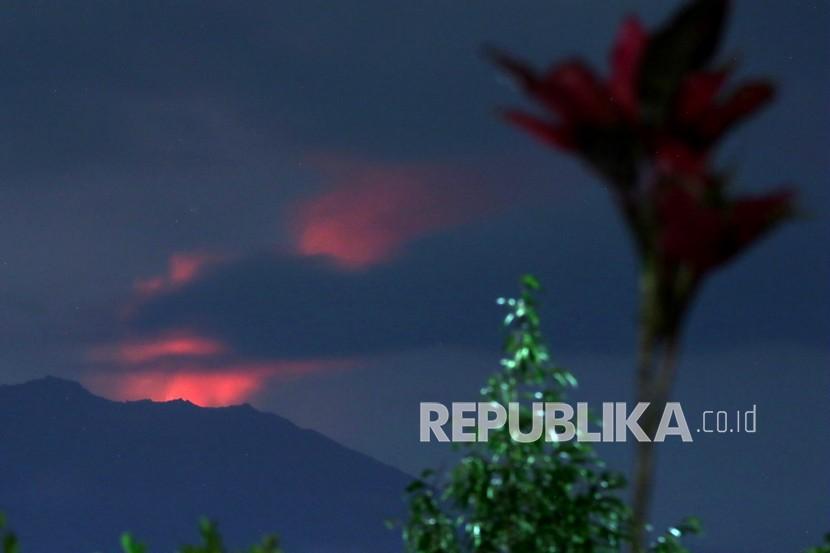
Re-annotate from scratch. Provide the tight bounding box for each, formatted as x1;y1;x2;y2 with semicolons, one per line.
121;519;282;553
398;276;699;552
0;515;280;553
804;536;830;553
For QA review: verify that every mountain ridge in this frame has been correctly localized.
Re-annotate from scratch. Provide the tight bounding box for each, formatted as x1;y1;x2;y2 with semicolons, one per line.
0;376;409;553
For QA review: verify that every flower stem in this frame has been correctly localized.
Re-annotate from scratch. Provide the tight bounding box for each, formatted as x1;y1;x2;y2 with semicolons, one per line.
631;333;680;553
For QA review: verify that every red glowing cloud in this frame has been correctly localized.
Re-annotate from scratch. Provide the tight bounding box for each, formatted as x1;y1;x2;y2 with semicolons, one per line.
89;332;226;365
135;252;223;295
85;326;348;407
293;159;492;269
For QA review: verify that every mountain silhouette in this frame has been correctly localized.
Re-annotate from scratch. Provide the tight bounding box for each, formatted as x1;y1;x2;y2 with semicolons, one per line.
0;377;409;553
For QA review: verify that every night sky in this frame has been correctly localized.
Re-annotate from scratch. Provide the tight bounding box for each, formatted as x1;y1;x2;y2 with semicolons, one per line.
1;1;828;550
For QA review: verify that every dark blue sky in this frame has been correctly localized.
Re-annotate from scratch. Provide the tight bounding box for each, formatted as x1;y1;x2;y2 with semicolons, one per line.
1;1;828;550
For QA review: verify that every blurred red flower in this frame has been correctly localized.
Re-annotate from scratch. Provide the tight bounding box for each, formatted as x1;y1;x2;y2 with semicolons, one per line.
492;0;795;285
656;179;794;274
490;2;799;547
489;16;646;151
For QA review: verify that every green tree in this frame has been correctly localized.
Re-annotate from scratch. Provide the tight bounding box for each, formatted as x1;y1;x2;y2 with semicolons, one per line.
400;277;698;552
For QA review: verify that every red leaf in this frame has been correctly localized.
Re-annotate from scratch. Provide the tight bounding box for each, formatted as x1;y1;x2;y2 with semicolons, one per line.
675;69;729;124
730;190;794;248
542;61;617;125
502;110;576;150
700;81;775;139
654;137;707;176
657;184;724;271
609;16;648;120
658;185;795;274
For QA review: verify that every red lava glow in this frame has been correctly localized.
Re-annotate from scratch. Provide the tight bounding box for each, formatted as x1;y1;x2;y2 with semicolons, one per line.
86;360;347;407
89;332;226;364
103;370;263;406
293;160;490;269
135;252;222;295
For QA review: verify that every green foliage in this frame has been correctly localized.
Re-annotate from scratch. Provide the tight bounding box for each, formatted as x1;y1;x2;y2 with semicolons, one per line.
648;518;701;553
120;519;283;553
1;514;282;553
804;534;830;553
121;533;147;553
0;514;20;553
402;277;647;552
400;277;703;552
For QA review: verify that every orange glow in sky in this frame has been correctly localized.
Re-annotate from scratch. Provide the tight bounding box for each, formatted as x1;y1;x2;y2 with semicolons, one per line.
89;332;226;365
102;370;263;406
135;252;222;295
293;160;490;269
296;180;434;268
85;360;348;407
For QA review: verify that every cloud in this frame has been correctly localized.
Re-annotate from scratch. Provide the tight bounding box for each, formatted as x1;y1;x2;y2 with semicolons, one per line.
85;324;349;406
124;200;636;361
135;252;225;296
115;169;645;362
291;157;496;269
127;250;508;359
82;156;514;404
87;331;227;365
